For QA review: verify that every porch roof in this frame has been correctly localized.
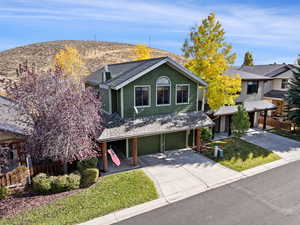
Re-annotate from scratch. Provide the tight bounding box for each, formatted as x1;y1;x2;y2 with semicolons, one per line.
98;111;214;142
214;100;276;116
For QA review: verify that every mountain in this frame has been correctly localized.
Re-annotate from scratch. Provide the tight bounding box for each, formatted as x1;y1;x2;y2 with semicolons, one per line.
0;40;187;92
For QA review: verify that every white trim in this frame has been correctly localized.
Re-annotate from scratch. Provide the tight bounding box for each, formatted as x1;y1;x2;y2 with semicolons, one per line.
156;76;171;106
175;84;190;105
120;87;124;118
133;85;151;108
113;58;207;90
201;87;206;111
108;88;112;114
196;87;199;112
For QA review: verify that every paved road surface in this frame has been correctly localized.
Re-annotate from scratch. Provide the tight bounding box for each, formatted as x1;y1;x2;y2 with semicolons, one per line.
114;160;300;225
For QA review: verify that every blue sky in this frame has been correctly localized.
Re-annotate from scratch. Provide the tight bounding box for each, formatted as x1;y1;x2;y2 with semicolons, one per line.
1;0;300;65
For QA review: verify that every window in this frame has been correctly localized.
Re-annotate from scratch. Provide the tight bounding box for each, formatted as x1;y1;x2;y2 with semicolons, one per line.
135;86;150;107
247;81;258;94
281;79;288;89
156;77;171;105
176;85;189;104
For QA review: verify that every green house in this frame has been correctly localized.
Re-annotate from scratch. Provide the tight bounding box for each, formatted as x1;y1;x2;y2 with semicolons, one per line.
86;57;214;171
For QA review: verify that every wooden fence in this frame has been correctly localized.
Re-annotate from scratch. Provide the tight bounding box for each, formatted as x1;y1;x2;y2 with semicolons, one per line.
259;116;291;130
0;162;63;187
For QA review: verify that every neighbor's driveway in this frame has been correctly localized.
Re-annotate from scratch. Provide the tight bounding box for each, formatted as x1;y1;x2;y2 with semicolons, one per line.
242;130;300;161
140;149;242;200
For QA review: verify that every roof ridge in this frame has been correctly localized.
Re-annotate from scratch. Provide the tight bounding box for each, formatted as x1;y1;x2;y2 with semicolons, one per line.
107;57;168;67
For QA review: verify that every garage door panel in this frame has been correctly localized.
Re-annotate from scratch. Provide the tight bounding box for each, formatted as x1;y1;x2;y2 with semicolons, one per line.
165;131;186;151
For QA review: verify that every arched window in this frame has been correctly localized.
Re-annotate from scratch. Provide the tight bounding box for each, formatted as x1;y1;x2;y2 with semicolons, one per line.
156;76;171;105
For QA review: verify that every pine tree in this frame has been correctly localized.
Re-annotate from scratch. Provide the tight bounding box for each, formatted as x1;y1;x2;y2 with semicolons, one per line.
232;104;250;139
285;68;300;127
182;13;241;110
242;51;254;66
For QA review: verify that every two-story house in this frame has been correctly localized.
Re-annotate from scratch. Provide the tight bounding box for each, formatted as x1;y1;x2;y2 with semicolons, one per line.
86;57;214;171
237;64;299;116
208;67;276;137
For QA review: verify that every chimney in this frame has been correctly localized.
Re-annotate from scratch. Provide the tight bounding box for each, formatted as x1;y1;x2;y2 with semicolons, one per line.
102;65;111;82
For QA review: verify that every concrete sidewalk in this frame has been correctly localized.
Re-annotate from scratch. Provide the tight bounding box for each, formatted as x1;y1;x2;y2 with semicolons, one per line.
80;131;300;225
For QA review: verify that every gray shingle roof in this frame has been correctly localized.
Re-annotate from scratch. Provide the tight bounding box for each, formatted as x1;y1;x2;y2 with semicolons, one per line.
86;57;206;89
214;100;276;116
264;90;287;99
225;67;271;80
0;96;31;136
98;111;214;142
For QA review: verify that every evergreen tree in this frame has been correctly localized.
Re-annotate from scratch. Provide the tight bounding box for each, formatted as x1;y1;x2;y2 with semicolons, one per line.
285;68;300;127
242;51;254;66
232;104;250;139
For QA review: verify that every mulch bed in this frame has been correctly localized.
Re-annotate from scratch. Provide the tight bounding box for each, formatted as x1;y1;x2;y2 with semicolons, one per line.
0;188;84;218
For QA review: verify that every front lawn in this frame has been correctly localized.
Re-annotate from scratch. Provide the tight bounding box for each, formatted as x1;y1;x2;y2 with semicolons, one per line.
269;129;300;142
0;170;158;225
202;138;281;171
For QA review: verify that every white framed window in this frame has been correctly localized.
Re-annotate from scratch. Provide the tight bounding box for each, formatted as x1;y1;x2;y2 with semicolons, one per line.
134;85;151;107
176;84;189;104
156;76;171;106
281;79;289;89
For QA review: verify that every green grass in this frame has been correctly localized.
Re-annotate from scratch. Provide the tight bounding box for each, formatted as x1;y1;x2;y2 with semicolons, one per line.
269;129;300;142
0;170;158;225
202;138;281;171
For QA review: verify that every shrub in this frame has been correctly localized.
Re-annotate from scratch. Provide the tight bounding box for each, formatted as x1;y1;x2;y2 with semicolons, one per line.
66;173;81;190
80;168;99;187
201;127;212;142
32;173;52;194
0;186;11;199
51;173;81;193
77;157;98;172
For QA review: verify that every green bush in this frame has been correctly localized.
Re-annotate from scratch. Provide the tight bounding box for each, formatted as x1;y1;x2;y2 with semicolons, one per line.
77;157;98;172
33;173;81;194
0;186;11;199
32;173;52;194
80;168;99;187
201;127;212;142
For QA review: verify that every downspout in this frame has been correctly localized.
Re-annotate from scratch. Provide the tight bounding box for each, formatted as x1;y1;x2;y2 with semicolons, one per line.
201;87;207;111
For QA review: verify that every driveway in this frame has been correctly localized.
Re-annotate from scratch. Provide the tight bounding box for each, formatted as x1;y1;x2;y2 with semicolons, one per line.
242;130;300;161
140;149;242;199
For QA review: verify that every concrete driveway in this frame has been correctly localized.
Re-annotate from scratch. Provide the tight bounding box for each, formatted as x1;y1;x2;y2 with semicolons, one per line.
243;130;300;161
140;149;242;200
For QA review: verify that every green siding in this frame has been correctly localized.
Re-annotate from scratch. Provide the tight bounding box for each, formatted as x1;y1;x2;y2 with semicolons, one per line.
165;131;186;151
100;87;110;113
122;64;198;118
111;89;121;114
128;135;161;156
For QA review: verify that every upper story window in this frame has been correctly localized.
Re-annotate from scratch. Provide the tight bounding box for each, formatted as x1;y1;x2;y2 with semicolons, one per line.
135;85;150;107
281;79;289;89
176;84;189;104
247;81;258;94
156;77;171;106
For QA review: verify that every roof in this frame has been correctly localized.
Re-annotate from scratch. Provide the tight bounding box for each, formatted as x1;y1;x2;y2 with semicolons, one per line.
86;57;207;89
264;90;287;99
225;67;271;80
98;111;214;142
214;100;276;116
0;96;31;136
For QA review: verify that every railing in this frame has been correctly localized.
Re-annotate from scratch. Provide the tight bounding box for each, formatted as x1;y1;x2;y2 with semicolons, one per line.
259;116;291;130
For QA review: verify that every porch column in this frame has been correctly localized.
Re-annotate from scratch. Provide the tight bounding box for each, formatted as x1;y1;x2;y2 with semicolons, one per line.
132;137;138;166
101;142;108;172
228;115;232;137
195;128;202;151
263;110;267;130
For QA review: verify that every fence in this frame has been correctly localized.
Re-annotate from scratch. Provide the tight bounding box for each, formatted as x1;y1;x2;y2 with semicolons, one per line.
259;116;291;130
0;162;63;187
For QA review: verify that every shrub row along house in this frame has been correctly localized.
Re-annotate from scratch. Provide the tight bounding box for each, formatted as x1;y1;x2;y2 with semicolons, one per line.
86;57;214;171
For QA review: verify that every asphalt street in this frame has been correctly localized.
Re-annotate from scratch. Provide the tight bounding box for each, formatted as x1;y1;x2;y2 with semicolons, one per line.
114;160;300;225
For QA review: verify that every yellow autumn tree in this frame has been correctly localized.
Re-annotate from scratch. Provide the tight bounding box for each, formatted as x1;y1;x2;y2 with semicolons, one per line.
134;44;152;60
54;45;87;81
182;13;241;110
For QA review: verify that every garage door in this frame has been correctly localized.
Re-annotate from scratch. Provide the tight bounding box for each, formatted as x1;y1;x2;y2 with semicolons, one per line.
165;131;187;151
136;135;161;156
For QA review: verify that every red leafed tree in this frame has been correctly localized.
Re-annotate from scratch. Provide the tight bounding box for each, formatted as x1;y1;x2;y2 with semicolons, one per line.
5;62;102;164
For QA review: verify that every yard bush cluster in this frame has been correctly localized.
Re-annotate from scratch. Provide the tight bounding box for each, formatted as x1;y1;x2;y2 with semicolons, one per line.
77;157;98;172
0;185;11;199
32;173;81;194
80;168;99;187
